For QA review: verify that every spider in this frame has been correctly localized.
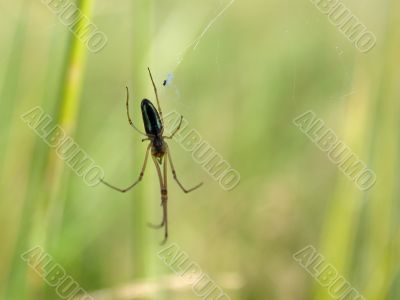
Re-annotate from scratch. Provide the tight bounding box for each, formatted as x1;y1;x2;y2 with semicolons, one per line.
101;68;203;244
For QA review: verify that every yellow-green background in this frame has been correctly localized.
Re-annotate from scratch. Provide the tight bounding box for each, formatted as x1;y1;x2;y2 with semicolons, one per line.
1;0;399;299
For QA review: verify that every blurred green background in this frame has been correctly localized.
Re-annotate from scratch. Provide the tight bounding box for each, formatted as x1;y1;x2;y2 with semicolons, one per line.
1;0;399;299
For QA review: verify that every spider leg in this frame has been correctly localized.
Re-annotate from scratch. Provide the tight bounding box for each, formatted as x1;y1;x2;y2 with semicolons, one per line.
147;67;163;123
160;199;168;245
147;159;165;229
125;86;147;136
147;221;164;229
161;153;169;245
164;115;183;139
101;144;151;193
147;155;169;244
166;145;203;193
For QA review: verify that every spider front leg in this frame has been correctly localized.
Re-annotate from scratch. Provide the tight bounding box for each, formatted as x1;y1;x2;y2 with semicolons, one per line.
166;145;203;193
125;86;147;136
101;144;151;193
147;67;163;123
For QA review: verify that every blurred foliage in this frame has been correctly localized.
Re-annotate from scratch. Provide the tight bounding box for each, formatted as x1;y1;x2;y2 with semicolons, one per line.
0;0;399;299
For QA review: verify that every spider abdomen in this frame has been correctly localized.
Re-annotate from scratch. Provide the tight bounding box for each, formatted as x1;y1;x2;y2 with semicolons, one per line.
141;99;163;136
